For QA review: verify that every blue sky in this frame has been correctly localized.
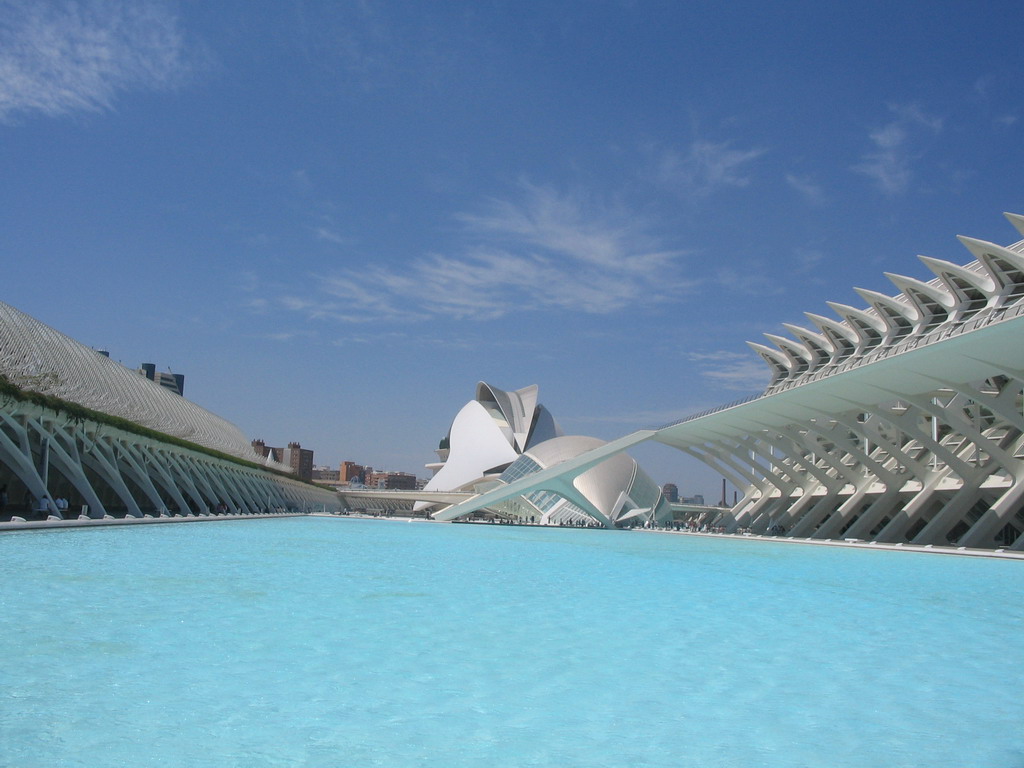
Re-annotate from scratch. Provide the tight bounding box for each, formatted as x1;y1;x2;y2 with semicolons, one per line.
2;0;1022;498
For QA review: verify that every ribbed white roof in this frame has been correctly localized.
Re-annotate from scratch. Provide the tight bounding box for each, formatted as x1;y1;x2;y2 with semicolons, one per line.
0;301;283;468
753;214;1024;393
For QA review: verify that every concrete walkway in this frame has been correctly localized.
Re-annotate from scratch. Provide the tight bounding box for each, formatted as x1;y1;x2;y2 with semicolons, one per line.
633;527;1024;560
0;512;306;533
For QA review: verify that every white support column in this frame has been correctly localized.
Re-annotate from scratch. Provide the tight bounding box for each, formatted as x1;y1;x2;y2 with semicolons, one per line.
162;452;214;513
130;443;192;515
109;440;169;514
0;411;56;514
957;479;1024;549
76;431;144;517
154;448;209;513
698;441;789;531
37;419;108;518
749;428;848;533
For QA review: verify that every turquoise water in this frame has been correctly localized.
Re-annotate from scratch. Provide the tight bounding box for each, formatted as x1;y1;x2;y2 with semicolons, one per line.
1;518;1022;768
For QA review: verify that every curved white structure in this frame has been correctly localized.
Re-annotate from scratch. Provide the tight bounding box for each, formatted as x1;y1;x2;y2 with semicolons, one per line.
431;212;1024;551
746;213;1024;393
0;301;283;468
434;434;669;527
0;303;339;518
420;383;667;527
415;382;563;511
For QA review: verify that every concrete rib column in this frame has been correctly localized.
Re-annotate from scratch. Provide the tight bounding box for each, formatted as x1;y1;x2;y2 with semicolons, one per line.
233;469;270;511
958;478;1024;548
211;467;252;513
188;458;239;513
163;453;214;513
680;446;760;526
824;412;922;540
109;441;169;514
239;468;274;511
253;474;290;511
77;432;144;517
157;449;210;513
234;468;271;512
751;428;850;533
743;435;818;532
699;440;790;531
42;420;109;517
731;434;804;530
909;482;994;545
901;393;1013;474
769;426;859;535
0;411;61;514
947;377;1024;438
783;415;896;539
874;464;965;543
132;444;192;514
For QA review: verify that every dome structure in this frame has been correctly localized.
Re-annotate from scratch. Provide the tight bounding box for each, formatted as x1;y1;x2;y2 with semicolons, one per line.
415;382;562;510
487;435;670;527
423;383;668;528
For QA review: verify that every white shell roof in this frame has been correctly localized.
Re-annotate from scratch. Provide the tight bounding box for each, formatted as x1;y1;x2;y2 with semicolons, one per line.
752;213;1024;393
0;301;282;468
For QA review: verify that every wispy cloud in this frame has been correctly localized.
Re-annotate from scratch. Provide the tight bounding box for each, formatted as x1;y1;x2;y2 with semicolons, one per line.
785;173;825;205
793;248;825;275
715;263;784;296
293;2;463;93
852;103;943;195
278;181;695;324
652;139;766;198
687;350;770;392
0;0;194;123
257;330;317;342
315;227;350;245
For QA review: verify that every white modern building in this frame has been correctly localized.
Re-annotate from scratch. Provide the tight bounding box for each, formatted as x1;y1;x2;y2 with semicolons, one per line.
416;382;561;508
0;302;340;519
417;381;670;527
434;213;1024;551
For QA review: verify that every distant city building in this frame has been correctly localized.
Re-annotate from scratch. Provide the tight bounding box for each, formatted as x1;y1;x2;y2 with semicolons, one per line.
284;442;314;482
337;460;418;489
251;440;314;482
312;465;340;482
340;461;365;483
138;363;185;396
365;470;417;490
680;494;705;506
251;439;283;463
662;483;679;503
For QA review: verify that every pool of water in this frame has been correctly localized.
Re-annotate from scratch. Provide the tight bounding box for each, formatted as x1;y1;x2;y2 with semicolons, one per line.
1;518;1022;767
